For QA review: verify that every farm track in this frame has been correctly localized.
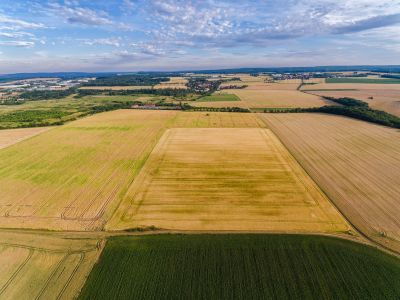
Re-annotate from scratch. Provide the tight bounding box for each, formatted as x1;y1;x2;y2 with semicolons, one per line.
0;227;397;259
0;230;104;300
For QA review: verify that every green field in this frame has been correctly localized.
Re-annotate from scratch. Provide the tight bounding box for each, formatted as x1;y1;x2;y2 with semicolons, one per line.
326;78;400;84
79;235;400;300
196;93;240;102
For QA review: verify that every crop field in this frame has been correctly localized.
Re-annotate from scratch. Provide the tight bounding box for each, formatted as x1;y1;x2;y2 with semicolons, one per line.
261;113;400;253
225;89;334;108
326;77;400;84
107;128;348;232
301;82;400;91
0;127;51;149
245;82;301;90
306;89;400;116
0;110;178;231
0;230;103;300
154;76;188;89
78;234;400;300
172;111;265;128
190;100;249;109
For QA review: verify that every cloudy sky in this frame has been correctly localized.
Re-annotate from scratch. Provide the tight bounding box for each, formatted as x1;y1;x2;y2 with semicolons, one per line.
1;0;400;73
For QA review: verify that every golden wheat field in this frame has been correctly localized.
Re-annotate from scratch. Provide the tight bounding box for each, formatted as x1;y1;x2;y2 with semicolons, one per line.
300;83;400;91
0;230;103;300
245;82;301;90
306;89;400;116
190;99;250;109
0;110;178;231
154;77;188;89
172;111;265;128
260;113;400;252
0;127;51;150
225;89;333;108
107;128;349;232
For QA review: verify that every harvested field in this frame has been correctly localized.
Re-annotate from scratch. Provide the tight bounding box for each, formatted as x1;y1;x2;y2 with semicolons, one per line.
79;86;152;90
225;89;334;108
172;112;265;128
245;83;300;90
303;78;325;84
107;128;348;232
78;234;400;300
154;77;188;89
0;110;177;231
307;89;400;116
0;230;103;300
301;83;400;91
0;127;51;149
261;113;400;253
190;100;249;109
326;78;400;84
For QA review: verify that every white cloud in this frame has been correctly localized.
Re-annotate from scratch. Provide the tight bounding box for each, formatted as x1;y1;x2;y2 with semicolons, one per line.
46;2;131;30
129;0;400;48
0;14;45;30
81;38;122;47
0;40;34;47
0;31;34;38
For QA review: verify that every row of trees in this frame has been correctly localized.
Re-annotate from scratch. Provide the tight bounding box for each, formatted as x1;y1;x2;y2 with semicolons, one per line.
83;75;170;86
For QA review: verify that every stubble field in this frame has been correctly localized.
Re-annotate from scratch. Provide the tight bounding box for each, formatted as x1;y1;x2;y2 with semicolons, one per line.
0;127;51;150
225;89;334;109
154;76;188;89
172;111;266;128
107;128;348;233
301;82;400;91
261;113;400;253
306;89;400;116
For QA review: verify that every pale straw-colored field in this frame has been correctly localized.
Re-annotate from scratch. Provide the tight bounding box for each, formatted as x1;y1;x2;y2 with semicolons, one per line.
107;128;349;233
225;89;333;108
0;127;51;150
154;77;188;89
261;113;400;253
0;231;103;300
301;83;400;91
306;89;400;116
172;111;266;128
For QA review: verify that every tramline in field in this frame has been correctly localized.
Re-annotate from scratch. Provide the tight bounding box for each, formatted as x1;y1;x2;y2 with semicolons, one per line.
107;127;349;232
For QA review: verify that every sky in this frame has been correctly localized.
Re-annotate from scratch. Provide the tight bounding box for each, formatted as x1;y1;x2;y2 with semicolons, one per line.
0;0;400;73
